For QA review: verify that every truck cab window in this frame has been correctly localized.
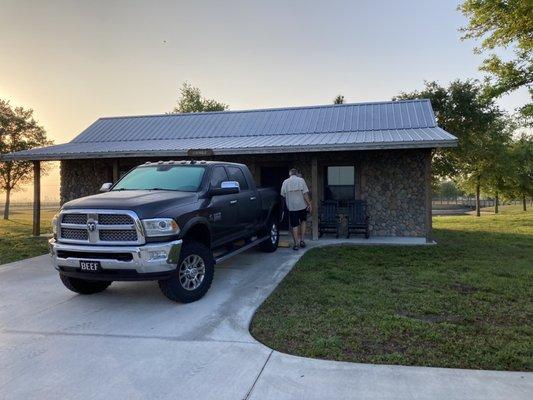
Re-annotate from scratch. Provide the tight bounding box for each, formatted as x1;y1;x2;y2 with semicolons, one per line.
113;165;206;192
209;166;228;189
226;166;249;190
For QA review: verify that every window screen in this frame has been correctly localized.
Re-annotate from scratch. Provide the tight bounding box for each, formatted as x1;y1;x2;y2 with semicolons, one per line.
325;166;355;202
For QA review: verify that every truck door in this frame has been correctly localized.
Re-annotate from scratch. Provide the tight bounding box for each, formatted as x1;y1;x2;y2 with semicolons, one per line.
226;166;259;235
207;166;239;246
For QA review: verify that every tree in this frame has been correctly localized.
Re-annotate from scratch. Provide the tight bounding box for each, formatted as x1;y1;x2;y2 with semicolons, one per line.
437;180;463;201
395;80;512;216
0;100;52;219
459;0;533;121
508;133;533;211
172;83;228;113
333;95;345;104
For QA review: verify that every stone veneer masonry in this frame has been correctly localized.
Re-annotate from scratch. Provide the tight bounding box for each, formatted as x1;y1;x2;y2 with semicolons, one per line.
60;149;431;238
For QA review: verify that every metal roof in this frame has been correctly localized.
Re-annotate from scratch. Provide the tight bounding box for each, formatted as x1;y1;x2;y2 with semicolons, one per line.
2;99;457;161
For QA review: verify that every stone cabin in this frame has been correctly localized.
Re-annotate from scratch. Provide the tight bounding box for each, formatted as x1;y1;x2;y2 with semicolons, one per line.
4;100;457;240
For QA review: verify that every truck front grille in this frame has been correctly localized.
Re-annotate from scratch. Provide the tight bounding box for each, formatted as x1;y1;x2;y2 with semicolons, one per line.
56;250;133;262
62;214;87;225
99;229;138;242
98;214;134;225
58;210;143;245
61;228;89;241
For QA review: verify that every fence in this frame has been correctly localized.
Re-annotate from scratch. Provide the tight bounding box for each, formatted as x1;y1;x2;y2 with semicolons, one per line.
432;197;531;208
0;201;60;211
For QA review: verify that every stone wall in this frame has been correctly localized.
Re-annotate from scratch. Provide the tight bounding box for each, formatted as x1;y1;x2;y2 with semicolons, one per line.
60;159;114;204
60;149;431;238
359;150;430;237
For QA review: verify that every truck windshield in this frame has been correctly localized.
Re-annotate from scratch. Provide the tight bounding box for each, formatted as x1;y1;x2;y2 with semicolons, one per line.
113;165;206;192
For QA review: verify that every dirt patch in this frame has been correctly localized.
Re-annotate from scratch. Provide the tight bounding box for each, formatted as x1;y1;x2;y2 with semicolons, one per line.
451;282;477;294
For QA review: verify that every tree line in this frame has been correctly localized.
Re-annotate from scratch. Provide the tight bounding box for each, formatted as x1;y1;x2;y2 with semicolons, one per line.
395;80;531;215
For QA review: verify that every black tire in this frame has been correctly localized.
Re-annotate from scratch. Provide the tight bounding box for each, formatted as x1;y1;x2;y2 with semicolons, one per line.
259;219;279;253
59;273;112;294
158;240;214;303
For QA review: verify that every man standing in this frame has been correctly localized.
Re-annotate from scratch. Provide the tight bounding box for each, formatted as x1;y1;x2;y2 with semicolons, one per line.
280;168;312;250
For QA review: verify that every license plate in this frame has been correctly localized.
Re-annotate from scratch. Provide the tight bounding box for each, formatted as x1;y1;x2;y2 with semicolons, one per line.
79;260;101;272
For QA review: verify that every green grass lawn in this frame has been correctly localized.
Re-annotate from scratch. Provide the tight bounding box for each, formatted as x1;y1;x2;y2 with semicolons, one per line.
251;208;533;371
0;209;57;265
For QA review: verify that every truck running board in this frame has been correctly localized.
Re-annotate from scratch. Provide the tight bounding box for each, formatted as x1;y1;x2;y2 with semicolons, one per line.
214;235;270;264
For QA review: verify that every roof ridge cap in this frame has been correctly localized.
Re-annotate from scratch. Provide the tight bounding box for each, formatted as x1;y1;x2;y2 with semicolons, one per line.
72;126;438;143
97;99;432;120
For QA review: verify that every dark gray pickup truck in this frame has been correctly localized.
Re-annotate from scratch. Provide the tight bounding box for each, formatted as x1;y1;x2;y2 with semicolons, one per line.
49;161;281;302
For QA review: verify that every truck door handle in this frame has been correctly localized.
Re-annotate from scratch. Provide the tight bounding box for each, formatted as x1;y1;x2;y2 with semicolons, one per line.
250;196;256;201
230;200;238;205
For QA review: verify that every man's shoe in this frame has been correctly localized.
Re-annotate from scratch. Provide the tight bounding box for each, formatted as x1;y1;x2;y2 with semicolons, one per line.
292;244;299;250
299;241;306;248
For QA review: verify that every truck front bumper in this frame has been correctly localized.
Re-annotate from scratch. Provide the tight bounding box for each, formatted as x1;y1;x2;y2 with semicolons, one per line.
49;238;182;281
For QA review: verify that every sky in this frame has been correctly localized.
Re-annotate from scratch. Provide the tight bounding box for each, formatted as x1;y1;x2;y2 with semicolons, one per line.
0;0;529;202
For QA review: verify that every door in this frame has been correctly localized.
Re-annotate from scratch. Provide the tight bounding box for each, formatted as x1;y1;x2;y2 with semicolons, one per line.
207;166;239;246
225;165;259;235
261;166;289;229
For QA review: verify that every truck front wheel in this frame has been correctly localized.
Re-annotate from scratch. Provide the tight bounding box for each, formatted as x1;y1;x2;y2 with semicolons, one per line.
158;240;214;303
59;274;112;294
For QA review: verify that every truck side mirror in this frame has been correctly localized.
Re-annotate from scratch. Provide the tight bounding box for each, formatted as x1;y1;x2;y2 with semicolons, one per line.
100;182;113;192
209;181;240;196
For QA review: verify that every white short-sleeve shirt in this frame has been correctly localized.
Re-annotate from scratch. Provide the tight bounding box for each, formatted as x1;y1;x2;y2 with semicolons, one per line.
280;175;309;211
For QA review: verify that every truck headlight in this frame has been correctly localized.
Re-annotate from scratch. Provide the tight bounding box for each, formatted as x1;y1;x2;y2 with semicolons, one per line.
52;213;59;239
142;218;179;237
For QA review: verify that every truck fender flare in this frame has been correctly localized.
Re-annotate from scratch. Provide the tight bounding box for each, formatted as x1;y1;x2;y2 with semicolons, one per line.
180;217;212;245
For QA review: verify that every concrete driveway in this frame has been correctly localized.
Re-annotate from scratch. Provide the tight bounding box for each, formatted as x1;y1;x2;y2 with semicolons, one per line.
1;241;531;400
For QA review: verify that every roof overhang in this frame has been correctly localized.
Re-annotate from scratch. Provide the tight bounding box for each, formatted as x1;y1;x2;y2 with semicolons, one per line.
1;138;457;162
1;99;459;162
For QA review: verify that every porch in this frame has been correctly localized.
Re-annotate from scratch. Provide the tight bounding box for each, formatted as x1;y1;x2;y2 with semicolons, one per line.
25;147;432;242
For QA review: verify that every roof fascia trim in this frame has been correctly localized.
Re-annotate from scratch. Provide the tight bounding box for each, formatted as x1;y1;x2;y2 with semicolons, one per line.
1;139;457;161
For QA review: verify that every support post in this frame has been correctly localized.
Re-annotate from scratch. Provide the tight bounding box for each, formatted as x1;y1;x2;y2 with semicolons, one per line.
311;156;319;240
32;160;41;237
425;150;433;242
112;159;119;183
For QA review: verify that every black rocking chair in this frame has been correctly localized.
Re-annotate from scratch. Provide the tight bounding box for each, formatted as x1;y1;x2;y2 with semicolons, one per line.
318;200;340;238
346;200;369;238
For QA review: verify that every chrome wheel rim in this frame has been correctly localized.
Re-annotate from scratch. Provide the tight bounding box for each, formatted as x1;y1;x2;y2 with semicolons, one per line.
270;223;278;245
178;254;206;291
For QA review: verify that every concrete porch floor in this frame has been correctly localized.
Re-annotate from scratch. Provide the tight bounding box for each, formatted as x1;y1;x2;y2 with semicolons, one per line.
278;232;431;247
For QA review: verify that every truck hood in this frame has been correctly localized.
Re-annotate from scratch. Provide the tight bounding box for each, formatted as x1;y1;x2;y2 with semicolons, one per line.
62;190;198;219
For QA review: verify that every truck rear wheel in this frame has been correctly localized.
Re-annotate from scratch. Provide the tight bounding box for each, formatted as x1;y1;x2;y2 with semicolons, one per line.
158;240;214;303
59;274;112;294
259;220;279;253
